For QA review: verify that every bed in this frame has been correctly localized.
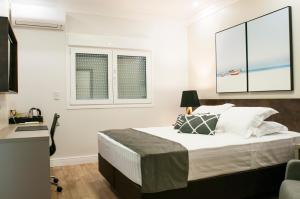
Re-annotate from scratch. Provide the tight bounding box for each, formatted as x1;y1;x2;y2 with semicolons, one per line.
97;99;300;199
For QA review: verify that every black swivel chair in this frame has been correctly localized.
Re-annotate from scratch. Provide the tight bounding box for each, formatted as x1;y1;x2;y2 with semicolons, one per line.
50;113;63;192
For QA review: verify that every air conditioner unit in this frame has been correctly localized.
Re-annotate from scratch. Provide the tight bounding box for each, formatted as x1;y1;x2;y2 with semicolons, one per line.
11;3;65;31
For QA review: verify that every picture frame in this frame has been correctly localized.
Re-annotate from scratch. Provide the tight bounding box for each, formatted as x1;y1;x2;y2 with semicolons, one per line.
247;6;293;92
215;23;248;93
215;6;293;93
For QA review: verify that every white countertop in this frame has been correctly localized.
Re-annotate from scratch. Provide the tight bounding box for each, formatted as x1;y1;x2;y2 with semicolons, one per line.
0;123;49;144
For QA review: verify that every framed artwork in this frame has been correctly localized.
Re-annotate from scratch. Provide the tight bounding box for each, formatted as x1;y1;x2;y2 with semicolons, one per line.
215;23;248;93
247;7;293;92
215;6;293;93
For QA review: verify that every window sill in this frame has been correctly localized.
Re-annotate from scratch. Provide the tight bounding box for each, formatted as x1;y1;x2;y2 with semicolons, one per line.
67;103;154;110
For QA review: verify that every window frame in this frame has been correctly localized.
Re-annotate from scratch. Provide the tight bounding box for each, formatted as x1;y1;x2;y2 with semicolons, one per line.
113;50;152;105
68;47;152;108
69;47;113;105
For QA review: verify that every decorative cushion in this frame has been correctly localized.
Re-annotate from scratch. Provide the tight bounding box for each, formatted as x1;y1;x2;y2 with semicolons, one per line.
174;114;186;129
178;114;220;135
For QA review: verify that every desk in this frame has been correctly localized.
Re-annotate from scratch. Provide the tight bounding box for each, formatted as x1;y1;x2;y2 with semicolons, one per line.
0;123;50;199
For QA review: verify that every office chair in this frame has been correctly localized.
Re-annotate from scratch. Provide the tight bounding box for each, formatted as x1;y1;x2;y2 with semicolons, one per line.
50;113;63;192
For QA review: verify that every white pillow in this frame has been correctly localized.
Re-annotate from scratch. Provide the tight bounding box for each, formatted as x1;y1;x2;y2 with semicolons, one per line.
192;103;235;115
253;121;288;137
215;107;278;138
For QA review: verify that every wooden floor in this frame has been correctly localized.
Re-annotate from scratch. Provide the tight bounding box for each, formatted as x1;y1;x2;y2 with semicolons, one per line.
51;163;278;199
50;163;118;199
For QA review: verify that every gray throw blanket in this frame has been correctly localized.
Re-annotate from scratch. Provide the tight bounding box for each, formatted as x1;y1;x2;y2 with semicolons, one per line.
102;128;189;193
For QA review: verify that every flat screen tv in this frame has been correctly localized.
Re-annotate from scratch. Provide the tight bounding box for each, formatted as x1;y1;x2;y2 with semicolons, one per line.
0;17;18;93
8;32;18;92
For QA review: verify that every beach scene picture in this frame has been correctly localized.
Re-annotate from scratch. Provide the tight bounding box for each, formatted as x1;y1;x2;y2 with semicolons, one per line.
247;7;292;91
216;23;247;93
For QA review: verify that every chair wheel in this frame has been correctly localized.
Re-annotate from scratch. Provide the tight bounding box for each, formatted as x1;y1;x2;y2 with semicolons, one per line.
56;186;63;192
53;178;59;183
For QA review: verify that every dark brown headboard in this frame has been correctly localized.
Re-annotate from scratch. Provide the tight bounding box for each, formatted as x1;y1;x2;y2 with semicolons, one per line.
200;99;300;133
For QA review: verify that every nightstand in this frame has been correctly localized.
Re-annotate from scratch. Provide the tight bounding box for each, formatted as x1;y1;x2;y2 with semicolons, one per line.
295;144;300;159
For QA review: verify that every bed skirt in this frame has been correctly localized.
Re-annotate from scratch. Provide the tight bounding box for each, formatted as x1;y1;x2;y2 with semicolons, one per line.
98;154;286;199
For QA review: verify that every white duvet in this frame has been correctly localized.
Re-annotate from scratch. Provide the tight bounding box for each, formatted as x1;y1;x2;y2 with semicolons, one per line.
98;126;300;186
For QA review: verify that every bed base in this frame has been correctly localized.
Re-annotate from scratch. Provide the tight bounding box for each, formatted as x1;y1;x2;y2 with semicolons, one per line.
98;154;286;199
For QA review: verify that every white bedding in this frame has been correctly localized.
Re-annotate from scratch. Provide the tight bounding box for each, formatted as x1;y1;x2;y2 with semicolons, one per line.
98;126;300;186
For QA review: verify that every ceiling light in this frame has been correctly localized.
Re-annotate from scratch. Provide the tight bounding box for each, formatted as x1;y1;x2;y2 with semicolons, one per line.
193;1;200;8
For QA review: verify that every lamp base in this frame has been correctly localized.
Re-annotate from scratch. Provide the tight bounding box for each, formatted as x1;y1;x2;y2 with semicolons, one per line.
186;107;193;115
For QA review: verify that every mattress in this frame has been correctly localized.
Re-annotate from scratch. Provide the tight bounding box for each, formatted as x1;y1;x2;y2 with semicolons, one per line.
98;126;300;186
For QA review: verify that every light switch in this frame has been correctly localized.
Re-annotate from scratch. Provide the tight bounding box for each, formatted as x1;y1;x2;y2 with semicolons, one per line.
53;92;61;101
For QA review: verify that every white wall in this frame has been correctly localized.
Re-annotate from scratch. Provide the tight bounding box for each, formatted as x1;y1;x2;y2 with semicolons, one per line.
0;0;9;130
8;13;188;164
0;95;8;130
0;0;9;17
188;0;300;99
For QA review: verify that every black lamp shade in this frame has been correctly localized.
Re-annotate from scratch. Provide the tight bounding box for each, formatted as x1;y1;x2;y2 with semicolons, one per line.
180;90;200;107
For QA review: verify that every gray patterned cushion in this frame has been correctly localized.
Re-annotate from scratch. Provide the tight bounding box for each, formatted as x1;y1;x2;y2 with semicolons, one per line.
174;114;186;129
178;114;220;135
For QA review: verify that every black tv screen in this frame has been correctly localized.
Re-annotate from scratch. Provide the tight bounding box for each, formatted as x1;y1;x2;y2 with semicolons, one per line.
0;17;18;93
8;34;18;92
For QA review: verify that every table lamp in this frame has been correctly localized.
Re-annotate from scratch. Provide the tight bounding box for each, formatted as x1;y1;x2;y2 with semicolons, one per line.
180;90;200;115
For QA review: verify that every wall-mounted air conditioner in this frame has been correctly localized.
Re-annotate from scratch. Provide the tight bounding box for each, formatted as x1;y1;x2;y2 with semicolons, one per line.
11;3;65;31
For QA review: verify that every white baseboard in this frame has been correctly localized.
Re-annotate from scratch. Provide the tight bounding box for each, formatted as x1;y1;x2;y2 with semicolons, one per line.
50;154;98;167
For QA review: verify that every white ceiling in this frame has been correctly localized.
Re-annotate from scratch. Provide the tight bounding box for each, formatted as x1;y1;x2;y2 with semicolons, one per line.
11;0;240;22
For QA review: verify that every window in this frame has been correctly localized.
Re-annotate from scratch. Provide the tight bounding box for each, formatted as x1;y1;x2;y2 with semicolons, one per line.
69;47;151;108
113;50;152;104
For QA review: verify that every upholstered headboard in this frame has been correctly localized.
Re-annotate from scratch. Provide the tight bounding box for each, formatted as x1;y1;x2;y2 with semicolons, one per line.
200;99;300;133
